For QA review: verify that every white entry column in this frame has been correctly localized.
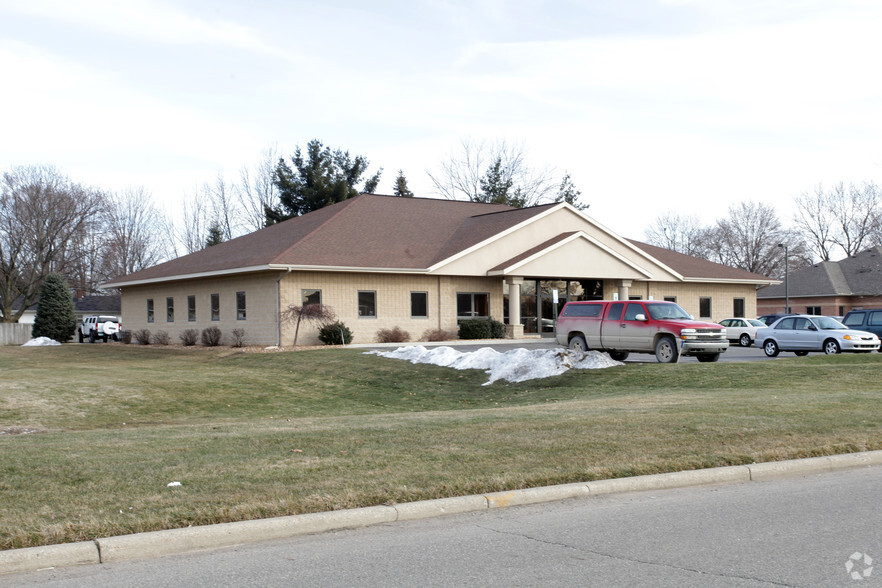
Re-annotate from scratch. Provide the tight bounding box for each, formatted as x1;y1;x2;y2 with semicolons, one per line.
506;277;524;339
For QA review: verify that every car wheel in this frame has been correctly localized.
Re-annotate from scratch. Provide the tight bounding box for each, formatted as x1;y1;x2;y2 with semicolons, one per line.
102;334;108;343
609;350;630;361
763;340;779;357
78;330;84;343
89;331;96;344
655;336;679;363
794;351;809;357
739;334;751;347
568;336;587;353
824;339;841;355
697;353;720;363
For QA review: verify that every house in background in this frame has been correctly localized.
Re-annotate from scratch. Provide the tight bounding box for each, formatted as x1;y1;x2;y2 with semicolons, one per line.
757;246;882;316
103;194;776;346
12;294;121;325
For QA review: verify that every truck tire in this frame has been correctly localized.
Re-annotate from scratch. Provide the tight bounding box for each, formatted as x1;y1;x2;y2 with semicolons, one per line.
608;351;630;361
655;336;679;363
568;336;588;353
697;353;720;362
78;330;84;343
89;331;96;344
102;333;108;343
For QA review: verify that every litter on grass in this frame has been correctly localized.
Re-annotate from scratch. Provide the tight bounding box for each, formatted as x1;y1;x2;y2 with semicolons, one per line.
22;337;61;346
367;346;622;385
167;481;183;487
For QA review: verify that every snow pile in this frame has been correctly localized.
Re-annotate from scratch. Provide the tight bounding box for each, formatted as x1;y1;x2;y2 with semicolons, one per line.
22;337;61;346
368;345;623;385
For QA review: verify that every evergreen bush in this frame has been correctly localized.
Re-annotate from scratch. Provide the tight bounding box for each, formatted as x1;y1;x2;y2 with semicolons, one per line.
318;321;353;345
31;273;77;343
458;317;505;340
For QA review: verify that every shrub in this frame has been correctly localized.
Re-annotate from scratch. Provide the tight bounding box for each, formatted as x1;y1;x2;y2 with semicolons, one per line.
458;318;506;340
133;329;152;345
421;328;454;342
201;326;222;347
230;328;246;348
180;329;199;346
119;330;133;344
376;326;411;343
153;330;170;345
318;321;353;345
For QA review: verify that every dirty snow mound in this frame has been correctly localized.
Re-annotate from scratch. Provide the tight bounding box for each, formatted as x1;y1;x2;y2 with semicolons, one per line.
23;337;61;346
368;345;622;385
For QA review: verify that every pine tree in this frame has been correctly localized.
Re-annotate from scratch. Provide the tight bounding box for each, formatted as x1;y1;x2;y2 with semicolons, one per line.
205;223;225;248
556;172;588;210
393;170;414;197
31;273;77;342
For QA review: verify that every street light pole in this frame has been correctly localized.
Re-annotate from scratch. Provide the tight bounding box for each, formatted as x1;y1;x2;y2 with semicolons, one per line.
777;243;789;313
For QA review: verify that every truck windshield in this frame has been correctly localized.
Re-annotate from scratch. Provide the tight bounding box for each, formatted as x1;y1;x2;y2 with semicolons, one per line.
645;302;691;320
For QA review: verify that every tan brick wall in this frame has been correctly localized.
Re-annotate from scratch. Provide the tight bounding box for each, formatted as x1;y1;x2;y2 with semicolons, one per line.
120;272;281;346
600;280;758;322
279;271;504;345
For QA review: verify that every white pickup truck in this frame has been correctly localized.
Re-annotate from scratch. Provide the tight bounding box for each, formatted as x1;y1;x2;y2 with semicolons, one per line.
78;315;121;343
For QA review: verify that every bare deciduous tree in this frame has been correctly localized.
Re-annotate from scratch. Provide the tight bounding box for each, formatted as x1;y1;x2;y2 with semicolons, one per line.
792;181;882;261
0;164;104;322
281;303;336;346
427;138;558;207
236;145;280;232
643;212;710;257
100;187;168;282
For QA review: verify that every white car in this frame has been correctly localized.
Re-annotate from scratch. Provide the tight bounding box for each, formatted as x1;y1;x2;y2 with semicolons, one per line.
718;317;767;347
754;315;881;357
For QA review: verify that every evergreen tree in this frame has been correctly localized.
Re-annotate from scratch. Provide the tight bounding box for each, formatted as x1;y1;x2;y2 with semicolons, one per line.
556;172;588;210
393;170;414;197
266;139;382;223
31;273;76;342
478;157;527;207
204;222;225;248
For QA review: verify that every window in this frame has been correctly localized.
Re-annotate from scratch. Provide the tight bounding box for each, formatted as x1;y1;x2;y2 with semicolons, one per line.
236;291;246;320
806;306;821;315
166;297;174;322
358;291;377;317
870;311;882;326
188;295;196;321
606;302;624;321
411;292;428;318
843;312;865;327
623;302;645;321
733;298;745;318
699;297;711;318
302;289;322;306
561;303;602;318
147;299;154;323
663;296;677;303
211;293;219;321
456;293;489;318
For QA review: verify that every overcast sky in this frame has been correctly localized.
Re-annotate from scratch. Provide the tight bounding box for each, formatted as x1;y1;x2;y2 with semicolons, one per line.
1;0;881;237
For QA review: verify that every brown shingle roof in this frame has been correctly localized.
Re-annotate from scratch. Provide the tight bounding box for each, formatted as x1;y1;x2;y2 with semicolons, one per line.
627;239;774;282
105;194;775;286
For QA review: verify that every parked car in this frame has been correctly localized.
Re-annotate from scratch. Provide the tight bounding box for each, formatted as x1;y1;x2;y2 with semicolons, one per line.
754;314;880;357
718;317;767;347
757;313;794;326
841;308;882;341
78;315;121;343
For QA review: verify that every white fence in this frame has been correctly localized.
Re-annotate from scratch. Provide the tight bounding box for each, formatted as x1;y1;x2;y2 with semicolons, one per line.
0;323;32;345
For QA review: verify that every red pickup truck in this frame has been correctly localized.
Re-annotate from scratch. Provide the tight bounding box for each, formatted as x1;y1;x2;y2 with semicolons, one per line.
554;300;728;363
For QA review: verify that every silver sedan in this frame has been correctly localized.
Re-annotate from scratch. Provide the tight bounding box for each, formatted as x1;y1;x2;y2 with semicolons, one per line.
754;315;881;356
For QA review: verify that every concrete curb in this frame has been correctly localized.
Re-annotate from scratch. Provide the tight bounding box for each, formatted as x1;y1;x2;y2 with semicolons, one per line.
3;450;881;576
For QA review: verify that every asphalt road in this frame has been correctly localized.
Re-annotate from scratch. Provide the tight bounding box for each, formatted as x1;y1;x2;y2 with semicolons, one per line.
7;466;880;587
